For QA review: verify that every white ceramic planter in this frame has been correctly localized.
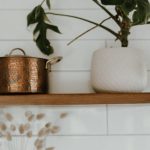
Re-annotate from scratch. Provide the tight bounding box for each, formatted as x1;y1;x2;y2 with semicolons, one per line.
91;48;147;92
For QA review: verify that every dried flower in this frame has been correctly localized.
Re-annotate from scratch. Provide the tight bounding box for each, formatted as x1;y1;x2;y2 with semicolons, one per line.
28;114;35;122
45;122;51;128
5;132;12;141
25;111;32;118
0;123;7;131
10;124;16;131
5;113;13;121
0;111;67;150
35;139;44;149
50;126;60;134
26;131;32;138
36;113;45;120
38;127;47;137
60;112;68;119
23;123;30;131
19;124;25;134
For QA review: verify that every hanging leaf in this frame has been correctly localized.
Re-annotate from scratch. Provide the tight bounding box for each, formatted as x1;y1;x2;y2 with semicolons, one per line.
46;0;51;9
27;5;44;26
27;1;61;55
35;22;54;55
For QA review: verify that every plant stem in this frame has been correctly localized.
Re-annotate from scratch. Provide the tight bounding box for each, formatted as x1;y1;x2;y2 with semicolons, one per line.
41;0;46;6
67;17;111;45
46;12;119;39
92;0;121;27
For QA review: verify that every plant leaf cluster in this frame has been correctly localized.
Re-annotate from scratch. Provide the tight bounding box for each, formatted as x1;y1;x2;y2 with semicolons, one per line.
27;0;61;55
101;0;150;25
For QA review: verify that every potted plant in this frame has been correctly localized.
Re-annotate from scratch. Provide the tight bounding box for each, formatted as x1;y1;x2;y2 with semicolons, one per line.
28;0;150;92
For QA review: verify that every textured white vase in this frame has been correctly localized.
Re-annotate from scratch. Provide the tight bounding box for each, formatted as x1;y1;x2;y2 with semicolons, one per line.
91;48;147;92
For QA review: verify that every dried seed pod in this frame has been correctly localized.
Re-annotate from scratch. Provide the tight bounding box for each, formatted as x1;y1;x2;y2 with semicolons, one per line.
50;126;60;134
10;124;16;131
38;127;47;137
26;131;32;138
25;111;32;118
28;114;34;122
45;122;51;128
36;113;45;120
45;128;51;135
60;112;68;119
19;124;25;134
5;132;12;141
46;147;55;150
23;123;30;131
0;123;7;131
34;139;44;149
5;113;13;121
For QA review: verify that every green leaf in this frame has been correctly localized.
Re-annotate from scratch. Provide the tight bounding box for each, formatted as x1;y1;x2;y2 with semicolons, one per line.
35;5;43;20
27;5;44;26
100;0;125;5
46;24;61;34
132;0;150;25
35;22;53;55
33;21;61;55
27;6;37;26
120;0;136;15
46;0;51;9
36;33;54;55
27;1;61;55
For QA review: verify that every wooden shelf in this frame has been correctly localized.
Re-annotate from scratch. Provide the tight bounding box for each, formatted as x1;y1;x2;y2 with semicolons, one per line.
0;93;150;105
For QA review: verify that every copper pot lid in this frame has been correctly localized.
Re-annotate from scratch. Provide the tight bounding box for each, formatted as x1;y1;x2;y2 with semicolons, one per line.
1;48;62;66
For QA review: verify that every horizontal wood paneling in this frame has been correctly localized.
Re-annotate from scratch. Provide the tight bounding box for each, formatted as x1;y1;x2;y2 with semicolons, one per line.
0;10;149;40
49;71;94;93
108;104;150;134
1;136;150;150
0;0;98;9
45;136;150;150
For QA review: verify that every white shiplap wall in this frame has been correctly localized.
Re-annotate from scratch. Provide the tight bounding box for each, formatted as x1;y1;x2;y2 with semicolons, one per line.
0;0;150;150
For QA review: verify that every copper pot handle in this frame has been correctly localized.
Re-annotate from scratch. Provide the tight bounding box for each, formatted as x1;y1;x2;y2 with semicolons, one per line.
45;56;63;70
9;48;26;56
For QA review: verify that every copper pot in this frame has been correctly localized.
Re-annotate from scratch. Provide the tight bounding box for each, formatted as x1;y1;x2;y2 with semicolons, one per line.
0;48;62;94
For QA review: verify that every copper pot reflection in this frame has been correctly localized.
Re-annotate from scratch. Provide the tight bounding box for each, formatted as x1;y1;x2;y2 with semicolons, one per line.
0;48;62;94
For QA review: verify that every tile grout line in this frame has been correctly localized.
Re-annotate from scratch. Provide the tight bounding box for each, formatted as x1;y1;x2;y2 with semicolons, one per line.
106;104;109;136
2;134;150;137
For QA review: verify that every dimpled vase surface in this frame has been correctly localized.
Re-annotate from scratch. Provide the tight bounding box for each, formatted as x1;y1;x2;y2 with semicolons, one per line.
91;48;147;92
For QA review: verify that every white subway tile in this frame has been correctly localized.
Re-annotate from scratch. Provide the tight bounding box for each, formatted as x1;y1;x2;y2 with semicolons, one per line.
45;136;150;150
0;105;106;135
0;0;98;9
1;10;149;40
0;137;37;150
49;71;94;93
144;71;150;92
1;135;150;150
108;104;150;134
0;10;116;40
